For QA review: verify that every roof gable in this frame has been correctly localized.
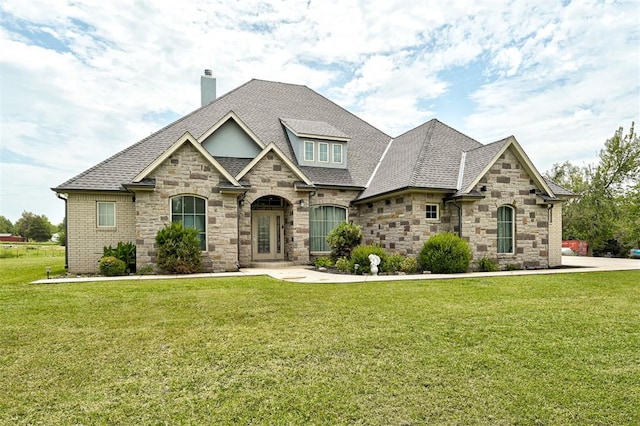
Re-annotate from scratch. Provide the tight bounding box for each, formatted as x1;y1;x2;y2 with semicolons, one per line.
236;142;312;185
461;136;554;196
133;132;240;186
199;111;265;158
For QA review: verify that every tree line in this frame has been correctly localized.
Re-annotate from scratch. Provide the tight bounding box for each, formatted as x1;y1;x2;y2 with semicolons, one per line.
545;122;640;257
0;213;65;245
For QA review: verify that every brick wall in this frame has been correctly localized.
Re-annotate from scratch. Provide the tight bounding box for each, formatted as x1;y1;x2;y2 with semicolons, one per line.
66;193;136;273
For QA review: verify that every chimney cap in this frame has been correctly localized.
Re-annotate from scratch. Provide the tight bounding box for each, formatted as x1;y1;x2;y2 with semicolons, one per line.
204;69;213;76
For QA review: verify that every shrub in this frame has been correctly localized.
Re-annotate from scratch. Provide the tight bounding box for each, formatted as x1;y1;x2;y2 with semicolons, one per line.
418;233;472;274
476;257;500;272
103;241;136;273
335;257;354;273
136;264;155;275
99;256;127;276
400;256;418;274
505;263;521;271
326;222;363;261
383;253;405;274
351;244;387;274
313;256;333;268
155;222;202;274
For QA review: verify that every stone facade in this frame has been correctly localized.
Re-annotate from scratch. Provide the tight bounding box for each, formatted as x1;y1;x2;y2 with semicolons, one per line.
354;193;452;255
64;145;564;274
133;143;239;272
463;148;556;269
238;151;312;266
66;192;135;273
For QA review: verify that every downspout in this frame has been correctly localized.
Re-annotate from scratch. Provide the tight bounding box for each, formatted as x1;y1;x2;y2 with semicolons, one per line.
236;193;246;271
56;193;68;269
547;203;553;268
452;199;462;238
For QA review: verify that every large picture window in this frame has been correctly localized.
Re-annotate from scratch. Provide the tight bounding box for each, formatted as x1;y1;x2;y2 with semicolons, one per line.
171;195;207;251
310;205;347;252
97;202;115;227
497;205;514;254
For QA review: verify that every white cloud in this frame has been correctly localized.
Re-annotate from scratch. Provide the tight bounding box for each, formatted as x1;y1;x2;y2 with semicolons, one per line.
0;0;638;225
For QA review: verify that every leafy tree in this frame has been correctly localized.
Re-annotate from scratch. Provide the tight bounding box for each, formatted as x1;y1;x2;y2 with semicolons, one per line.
546;122;640;255
0;215;15;234
14;211;55;242
56;218;66;247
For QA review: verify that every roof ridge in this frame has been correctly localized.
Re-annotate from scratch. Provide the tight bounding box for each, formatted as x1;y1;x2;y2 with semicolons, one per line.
409;120;436;186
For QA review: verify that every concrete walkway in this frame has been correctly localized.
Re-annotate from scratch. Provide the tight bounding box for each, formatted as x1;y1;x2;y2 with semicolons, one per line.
32;256;640;285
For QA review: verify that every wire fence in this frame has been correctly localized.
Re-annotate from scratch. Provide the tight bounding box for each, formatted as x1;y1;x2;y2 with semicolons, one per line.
0;245;66;259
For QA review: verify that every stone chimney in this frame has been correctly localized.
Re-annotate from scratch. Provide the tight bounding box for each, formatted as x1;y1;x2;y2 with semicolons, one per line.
200;69;216;107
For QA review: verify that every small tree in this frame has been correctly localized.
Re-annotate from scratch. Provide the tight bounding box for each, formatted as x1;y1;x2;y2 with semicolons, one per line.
326;222;362;260
418;233;472;274
155;222;202;274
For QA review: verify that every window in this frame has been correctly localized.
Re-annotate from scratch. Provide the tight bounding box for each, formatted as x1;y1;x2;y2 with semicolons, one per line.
310;205;347;252
171;195;207;251
425;204;439;220
97;202;115;227
318;142;329;162
497;205;514;253
304;141;314;161
332;144;343;163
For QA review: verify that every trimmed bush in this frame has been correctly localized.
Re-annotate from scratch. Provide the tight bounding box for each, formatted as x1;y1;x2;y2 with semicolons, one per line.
418;233;472;274
313;256;333;268
383;253;405;274
155;222;202;274
350;244;387;274
326;222;363;261
476;257;500;272
400;256;418;274
99;256;127;276
335;257;354;273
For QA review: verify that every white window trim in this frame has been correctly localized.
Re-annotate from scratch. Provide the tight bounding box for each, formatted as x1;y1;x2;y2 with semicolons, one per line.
318;142;329;163
97;202;116;228
304;140;314;162
332;143;343;164
425;203;439;220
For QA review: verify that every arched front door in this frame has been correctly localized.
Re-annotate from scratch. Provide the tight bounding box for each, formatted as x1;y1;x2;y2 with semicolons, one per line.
251;196;286;261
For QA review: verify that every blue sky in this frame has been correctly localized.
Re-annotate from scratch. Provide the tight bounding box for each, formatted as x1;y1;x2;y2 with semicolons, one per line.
1;0;638;225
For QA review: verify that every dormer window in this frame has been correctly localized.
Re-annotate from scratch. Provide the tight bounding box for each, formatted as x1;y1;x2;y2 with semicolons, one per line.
332;144;343;164
281;118;350;169
304;141;314;161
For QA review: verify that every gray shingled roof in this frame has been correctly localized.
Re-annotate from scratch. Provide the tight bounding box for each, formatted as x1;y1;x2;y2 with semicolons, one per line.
53;79;391;192
459;138;511;191
280;118;350;140
359;119;482;200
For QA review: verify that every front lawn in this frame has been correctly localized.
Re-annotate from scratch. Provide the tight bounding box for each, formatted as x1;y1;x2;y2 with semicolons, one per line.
1;257;639;424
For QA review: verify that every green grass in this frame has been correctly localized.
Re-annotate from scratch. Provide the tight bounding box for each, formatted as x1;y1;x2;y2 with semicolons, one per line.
1;257;639;424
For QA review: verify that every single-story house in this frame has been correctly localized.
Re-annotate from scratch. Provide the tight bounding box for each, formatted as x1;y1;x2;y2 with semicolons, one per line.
53;71;572;273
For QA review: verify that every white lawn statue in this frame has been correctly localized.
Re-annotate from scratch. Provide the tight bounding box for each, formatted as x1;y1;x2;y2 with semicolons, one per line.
368;254;381;275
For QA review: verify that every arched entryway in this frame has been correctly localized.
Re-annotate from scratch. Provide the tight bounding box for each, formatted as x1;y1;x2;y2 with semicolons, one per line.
251;195;290;261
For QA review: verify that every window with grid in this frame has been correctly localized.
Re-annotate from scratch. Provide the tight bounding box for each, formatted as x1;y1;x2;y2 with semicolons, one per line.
318;142;329;162
304;141;314;161
171;195;207;251
309;205;347;252
425;204;439;220
497;205;514;254
97;202;115;227
332;144;343;163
